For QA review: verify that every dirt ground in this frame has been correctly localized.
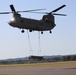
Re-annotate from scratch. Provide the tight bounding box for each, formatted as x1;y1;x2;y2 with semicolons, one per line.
0;61;76;75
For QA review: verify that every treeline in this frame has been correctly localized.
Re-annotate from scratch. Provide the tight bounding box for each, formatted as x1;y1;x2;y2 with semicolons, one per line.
0;55;76;65
46;55;76;62
60;55;76;61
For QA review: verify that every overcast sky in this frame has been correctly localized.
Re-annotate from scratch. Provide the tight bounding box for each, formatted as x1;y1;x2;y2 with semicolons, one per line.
0;0;76;59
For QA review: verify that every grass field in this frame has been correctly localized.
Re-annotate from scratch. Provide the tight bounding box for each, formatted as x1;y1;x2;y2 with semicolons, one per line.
0;61;76;68
0;61;76;75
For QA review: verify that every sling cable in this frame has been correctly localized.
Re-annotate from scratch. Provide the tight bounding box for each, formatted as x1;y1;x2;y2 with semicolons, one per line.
38;31;42;56
27;30;33;55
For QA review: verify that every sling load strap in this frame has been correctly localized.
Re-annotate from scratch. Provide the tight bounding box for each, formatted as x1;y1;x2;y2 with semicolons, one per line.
38;32;42;55
27;30;33;55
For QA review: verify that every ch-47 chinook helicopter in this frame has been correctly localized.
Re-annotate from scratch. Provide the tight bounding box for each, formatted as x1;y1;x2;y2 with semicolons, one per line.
0;4;66;34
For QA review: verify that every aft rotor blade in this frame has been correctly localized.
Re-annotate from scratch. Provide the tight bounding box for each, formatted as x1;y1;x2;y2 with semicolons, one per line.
53;13;66;16
51;5;66;12
10;4;16;12
24;11;66;16
17;9;46;13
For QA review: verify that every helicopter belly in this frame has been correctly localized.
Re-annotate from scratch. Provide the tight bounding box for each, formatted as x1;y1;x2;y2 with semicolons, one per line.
31;21;53;31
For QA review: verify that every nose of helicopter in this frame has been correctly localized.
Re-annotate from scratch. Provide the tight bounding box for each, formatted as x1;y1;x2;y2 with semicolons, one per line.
8;21;15;27
8;21;14;27
8;20;15;26
8;17;16;26
8;21;12;25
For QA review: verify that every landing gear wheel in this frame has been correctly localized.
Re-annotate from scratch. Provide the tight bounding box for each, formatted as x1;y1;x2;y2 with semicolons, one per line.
29;30;32;32
50;31;52;34
21;30;25;33
41;31;43;34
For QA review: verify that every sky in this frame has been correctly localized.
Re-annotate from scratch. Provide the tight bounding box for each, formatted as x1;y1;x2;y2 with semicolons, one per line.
0;0;76;59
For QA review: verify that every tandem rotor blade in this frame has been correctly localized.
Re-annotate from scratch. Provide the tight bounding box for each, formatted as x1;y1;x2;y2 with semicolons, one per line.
52;13;66;16
0;4;66;16
0;9;46;14
10;4;16;12
17;9;46;13
0;12;11;14
0;4;16;14
51;5;66;12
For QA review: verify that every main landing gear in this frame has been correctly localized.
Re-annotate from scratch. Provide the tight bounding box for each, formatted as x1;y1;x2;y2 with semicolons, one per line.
21;29;33;33
21;29;25;33
21;29;52;34
50;31;52;33
41;31;43;34
41;31;52;34
29;29;32;32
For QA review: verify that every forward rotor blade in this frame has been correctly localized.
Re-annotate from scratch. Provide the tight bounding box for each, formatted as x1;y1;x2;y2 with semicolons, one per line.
0;9;46;14
51;5;66;12
18;11;47;14
17;9;46;13
10;4;16;12
0;12;12;14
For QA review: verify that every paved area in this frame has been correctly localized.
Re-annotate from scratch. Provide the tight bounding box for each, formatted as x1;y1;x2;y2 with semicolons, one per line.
0;67;76;75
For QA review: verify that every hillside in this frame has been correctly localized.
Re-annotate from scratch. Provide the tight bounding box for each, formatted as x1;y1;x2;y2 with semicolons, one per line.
0;54;76;64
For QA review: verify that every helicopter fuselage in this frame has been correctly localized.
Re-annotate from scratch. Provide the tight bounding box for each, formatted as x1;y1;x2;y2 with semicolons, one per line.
8;15;55;32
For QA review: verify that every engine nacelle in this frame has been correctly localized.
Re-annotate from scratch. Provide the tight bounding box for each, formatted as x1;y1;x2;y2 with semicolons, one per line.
42;14;55;23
